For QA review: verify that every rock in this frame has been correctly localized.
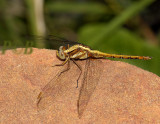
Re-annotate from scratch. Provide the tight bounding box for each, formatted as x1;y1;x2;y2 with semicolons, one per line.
0;48;160;123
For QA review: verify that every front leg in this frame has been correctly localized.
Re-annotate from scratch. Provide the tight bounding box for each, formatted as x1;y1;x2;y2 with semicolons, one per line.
52;56;70;67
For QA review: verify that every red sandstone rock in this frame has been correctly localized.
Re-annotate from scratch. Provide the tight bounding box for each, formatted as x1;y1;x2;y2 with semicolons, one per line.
0;48;160;123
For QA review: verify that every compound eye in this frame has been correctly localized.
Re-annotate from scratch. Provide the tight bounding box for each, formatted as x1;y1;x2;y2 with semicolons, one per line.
58;46;66;60
61;51;64;57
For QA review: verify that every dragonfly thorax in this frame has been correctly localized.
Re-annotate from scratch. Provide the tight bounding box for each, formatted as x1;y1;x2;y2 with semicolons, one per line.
57;45;90;60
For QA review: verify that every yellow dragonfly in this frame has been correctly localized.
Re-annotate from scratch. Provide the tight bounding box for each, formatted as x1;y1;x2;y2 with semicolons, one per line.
37;36;151;118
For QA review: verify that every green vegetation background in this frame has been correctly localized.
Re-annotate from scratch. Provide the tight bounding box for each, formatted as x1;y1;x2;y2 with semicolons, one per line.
0;0;160;76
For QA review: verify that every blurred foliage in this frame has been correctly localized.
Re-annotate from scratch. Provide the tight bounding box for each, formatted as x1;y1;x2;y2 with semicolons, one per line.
46;1;108;14
0;0;160;76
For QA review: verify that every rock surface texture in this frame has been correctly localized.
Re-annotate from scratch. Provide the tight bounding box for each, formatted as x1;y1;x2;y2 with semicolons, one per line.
0;48;160;123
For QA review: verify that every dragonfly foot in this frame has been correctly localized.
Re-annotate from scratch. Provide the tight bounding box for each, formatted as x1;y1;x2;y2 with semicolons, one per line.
76;81;79;88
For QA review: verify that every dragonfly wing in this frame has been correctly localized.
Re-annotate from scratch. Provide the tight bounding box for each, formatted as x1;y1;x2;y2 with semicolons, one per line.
24;35;80;50
78;59;104;118
37;65;70;110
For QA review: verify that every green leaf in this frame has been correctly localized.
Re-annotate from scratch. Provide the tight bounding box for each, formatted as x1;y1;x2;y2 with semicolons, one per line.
79;0;155;47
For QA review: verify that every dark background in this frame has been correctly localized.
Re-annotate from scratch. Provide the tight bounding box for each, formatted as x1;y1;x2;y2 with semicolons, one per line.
0;0;160;76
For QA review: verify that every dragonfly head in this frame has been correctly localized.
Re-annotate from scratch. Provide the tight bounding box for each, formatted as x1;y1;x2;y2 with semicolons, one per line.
56;46;67;60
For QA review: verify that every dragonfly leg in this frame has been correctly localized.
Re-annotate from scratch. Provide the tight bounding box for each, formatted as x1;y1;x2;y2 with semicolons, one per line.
37;92;42;107
72;60;82;88
57;57;71;77
52;56;69;67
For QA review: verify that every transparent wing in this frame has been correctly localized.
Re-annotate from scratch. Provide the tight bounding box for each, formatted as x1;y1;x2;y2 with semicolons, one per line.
24;35;81;50
78;59;104;118
37;62;71;110
45;35;80;46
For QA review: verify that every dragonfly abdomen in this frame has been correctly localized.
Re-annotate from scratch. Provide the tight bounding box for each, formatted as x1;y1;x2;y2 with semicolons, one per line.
107;55;151;60
90;50;151;60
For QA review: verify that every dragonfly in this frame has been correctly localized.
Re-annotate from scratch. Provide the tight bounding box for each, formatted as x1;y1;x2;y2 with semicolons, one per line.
36;36;151;118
